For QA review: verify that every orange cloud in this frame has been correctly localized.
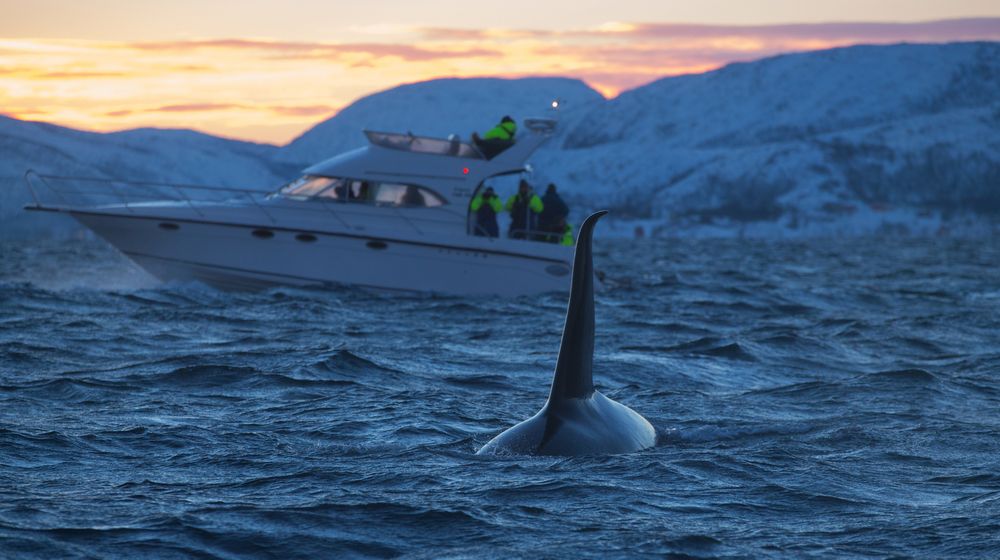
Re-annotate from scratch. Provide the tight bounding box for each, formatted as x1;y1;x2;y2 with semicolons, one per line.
1;107;49;118
34;70;130;79
155;102;242;112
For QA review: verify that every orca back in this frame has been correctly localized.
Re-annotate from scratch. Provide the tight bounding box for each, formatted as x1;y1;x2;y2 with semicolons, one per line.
477;211;656;457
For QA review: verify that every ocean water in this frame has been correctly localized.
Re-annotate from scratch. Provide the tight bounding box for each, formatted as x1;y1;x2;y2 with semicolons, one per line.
1;236;999;558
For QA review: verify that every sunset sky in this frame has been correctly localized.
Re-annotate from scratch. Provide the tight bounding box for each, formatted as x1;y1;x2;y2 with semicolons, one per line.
2;1;999;144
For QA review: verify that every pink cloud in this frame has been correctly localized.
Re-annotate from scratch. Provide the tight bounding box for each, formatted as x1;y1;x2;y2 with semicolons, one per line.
418;27;549;41
128;38;501;62
267;104;337;117
621;18;1000;42
105;103;337;118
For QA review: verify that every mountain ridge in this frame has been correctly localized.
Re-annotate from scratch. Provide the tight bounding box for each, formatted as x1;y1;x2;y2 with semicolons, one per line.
532;41;1000;236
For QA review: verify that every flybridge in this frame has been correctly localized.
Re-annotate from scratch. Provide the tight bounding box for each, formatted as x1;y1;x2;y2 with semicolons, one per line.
303;117;559;206
365;131;485;159
364;117;558;160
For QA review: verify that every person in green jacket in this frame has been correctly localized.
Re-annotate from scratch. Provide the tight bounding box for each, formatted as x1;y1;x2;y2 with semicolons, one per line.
472;116;517;159
484;116;516;141
505;180;543;239
560;219;575;246
470;186;503;237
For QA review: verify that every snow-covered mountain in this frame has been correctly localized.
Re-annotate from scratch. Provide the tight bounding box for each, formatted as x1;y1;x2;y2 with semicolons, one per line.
276;77;604;165
2;43;998;238
533;41;1000;236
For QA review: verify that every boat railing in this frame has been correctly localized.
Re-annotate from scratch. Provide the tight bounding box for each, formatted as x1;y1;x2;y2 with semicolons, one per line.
21;170;459;233
23;170;280;222
468;224;569;245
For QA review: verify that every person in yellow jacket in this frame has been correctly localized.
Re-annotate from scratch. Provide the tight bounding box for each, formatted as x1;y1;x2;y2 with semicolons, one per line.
484;116;516;141
506;180;543;239
470;186;503;237
560;220;575;246
472;116;517;159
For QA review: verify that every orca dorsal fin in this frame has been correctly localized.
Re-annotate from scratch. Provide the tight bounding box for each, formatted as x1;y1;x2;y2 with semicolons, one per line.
548;210;607;402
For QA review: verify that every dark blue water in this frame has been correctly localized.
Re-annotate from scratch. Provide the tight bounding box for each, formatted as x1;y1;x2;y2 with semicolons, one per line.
2;236;999;558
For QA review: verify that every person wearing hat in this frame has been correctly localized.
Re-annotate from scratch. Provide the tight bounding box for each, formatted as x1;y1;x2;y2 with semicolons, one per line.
472;116;517;159
538;183;569;242
505;179;544;239
470;186;503;237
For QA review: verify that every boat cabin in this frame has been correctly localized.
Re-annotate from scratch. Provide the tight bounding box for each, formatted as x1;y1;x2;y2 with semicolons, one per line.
275;118;560;240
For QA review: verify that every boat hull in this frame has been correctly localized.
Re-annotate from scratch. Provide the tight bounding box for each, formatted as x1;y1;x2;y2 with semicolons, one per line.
70;211;574;296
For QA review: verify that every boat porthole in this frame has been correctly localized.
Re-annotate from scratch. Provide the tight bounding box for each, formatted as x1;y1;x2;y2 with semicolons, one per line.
546;264;571;277
158;222;180;231
296;233;317;243
252;229;275;239
366;240;388;250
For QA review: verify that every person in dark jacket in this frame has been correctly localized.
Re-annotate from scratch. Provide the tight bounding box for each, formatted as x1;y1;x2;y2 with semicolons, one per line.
538;183;569;241
349;180;370;202
505;180;543;239
400;184;426;207
472;116;517;159
470;186;503;237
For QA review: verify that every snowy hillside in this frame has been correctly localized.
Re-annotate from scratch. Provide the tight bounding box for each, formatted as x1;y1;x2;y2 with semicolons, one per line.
532;42;1000;236
276;77;604;165
0;117;295;235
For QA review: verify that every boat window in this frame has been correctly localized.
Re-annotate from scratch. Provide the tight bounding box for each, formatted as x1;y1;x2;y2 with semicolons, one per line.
280;175;338;199
315;178;347;200
281;175;446;207
374;183;446;207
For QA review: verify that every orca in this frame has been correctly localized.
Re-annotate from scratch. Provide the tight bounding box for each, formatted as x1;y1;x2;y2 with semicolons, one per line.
477;210;656;456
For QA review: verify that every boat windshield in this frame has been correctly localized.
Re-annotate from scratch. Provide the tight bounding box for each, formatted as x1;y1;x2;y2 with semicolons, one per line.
280;175;338;198
279;175;446;207
366;131;484;159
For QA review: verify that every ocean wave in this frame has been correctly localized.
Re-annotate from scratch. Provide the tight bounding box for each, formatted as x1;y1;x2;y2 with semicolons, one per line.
3;236;1000;558
658;423;815;444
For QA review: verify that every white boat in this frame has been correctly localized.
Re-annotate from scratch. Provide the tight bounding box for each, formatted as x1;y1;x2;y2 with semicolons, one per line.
23;117;582;296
